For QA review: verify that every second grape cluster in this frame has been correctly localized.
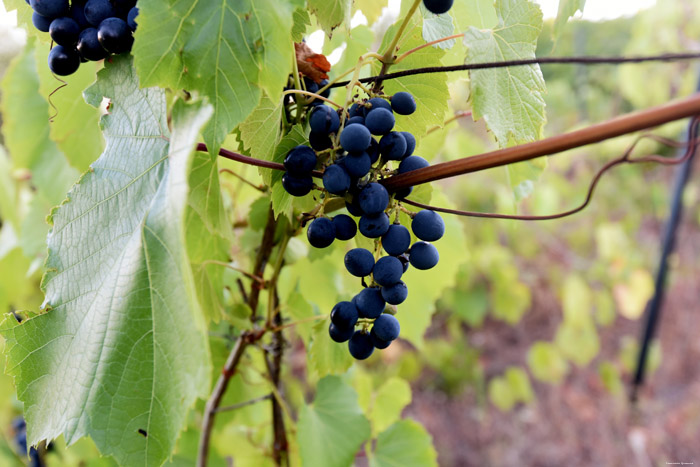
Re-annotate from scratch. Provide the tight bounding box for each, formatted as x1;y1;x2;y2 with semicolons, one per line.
283;90;444;360
26;0;139;76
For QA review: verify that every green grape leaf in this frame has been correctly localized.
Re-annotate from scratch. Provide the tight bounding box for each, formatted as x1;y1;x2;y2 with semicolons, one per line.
375;18;449;142
239;94;284;184
421;6;456;50
308;319;354;378
527;341;569;384
1;39;79;206
452;0;498;29
369;377;412;435
292;8;313;42
133;0;297;155
298;376;371;467
286;290;316;346
308;0;352;37
400;191;468;348
464;0;546;147
1;56;212;466
185;148;232;322
36;53;104;173
371;420;438;467
554;0;586;39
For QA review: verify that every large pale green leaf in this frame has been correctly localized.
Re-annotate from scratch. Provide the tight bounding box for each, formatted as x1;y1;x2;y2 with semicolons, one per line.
239;94;283;181
325;26;375;79
298;376;371;467
1;39;79;206
554;0;586;38
371;420;438;467
464;0;546;147
1;56;213;466
375;18;449;141
421;6;456;50
308;0;352;37
527;341;569;384
133;0;297;154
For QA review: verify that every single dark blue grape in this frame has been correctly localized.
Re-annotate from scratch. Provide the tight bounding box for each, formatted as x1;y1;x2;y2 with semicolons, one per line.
48;45;80;76
411;210;445;241
310;105;340;134
30;0;69;19
329;323;354;343
372;313;400;341
284;145;316;175
98;17;133;54
340;123;371;152
77;27;108;61
423;0;454;14
332;214;357;240
409;241;439;270
32;11;53;32
318;79;330;98
49;17;80;46
84;0;115;26
348;102;364;118
309;131;333;151
401;132;416;158
323;164;351;195
379;132;407;160
365;108;395;135
282;172;313;197
353;287;385;319
372;256;403;286
367;138;380;163
364;97;392;115
395;186;413;200
359;213;390;238
127;6;138;31
347;116;364;126
341;151;371;178
345;194;364;217
381;280;408;305
358;182;389;215
348;330;375;360
70;3;89;28
371;329;391;349
303;76;319;93
307;217;335;248
382;224;411;256
391;91;417;115
398;155;429;174
344;248;375;277
331;301;359;329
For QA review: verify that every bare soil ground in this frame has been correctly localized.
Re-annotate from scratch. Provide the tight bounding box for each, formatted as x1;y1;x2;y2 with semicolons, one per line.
407;206;700;466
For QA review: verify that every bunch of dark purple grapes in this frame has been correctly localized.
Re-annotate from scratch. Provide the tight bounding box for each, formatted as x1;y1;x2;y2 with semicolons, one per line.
282;91;445;360
27;0;139;76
